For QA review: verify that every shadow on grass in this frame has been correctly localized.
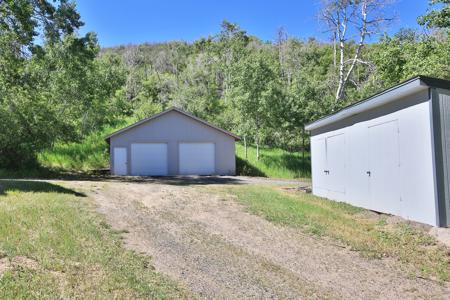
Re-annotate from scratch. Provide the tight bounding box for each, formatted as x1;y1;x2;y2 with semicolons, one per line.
0;179;86;197
236;157;266;177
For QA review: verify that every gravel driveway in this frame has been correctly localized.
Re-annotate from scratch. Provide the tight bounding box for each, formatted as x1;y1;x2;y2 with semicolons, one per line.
63;178;450;299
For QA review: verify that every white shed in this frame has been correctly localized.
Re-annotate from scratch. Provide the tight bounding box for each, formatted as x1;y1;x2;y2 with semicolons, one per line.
305;76;450;227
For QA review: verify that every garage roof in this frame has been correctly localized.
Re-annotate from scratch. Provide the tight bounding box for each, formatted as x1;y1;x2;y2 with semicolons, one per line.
105;107;241;141
305;76;450;131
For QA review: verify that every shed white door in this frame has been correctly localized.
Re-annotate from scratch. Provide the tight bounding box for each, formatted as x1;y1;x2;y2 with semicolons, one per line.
311;135;345;194
113;147;127;175
179;143;215;175
327;134;346;193
368;120;401;215
311;138;327;190
131;143;168;176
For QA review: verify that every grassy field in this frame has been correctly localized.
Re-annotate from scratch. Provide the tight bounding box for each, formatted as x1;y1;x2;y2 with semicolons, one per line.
221;185;450;282
236;144;310;179
0;180;190;299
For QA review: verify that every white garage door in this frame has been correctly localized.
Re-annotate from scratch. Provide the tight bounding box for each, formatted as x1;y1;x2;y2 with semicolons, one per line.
179;143;215;175
131;143;168;176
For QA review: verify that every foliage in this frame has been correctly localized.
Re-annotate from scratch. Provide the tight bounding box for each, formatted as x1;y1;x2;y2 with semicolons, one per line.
0;0;78;167
0;1;126;168
38;119;134;171
369;29;450;87
222;185;450;281
229;48;283;148
418;0;450;29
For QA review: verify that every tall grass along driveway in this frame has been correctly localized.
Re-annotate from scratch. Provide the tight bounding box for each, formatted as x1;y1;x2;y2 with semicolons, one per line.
0;179;190;299
60;179;449;299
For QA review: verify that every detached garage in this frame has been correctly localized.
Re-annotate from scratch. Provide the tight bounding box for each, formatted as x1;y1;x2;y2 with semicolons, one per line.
305;76;450;227
106;107;240;176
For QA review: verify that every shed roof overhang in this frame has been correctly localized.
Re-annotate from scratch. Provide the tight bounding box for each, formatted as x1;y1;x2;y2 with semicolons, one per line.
305;76;450;131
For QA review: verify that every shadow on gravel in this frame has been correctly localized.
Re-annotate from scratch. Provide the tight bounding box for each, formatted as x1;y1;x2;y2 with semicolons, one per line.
0;167;246;186
92;175;246;186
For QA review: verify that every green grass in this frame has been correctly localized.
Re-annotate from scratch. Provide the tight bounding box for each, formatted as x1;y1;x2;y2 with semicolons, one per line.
221;185;450;281
236;143;310;179
0;180;191;299
37;119;135;172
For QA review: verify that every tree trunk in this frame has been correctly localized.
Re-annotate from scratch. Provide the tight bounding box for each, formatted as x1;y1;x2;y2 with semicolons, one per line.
336;36;346;101
256;136;260;161
333;31;337;68
244;136;248;159
334;0;369;101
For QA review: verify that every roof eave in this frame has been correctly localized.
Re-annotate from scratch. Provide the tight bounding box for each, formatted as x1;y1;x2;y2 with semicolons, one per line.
305;76;433;131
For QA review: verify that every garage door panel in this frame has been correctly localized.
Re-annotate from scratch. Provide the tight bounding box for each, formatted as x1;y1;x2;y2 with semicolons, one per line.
179;143;215;175
131;143;168;176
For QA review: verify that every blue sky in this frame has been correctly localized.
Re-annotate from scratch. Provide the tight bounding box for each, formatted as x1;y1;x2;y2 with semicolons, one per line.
75;0;430;47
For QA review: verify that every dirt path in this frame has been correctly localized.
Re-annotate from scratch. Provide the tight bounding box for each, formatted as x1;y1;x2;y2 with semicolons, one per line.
63;180;450;299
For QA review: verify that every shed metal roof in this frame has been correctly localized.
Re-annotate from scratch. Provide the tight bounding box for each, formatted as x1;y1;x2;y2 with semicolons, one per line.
305;76;450;131
105;107;241;141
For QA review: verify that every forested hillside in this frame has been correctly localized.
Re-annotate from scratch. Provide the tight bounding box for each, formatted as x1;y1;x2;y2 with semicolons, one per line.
1;0;449;169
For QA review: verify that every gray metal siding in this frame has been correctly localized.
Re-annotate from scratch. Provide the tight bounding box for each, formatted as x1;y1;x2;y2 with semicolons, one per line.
109;110;236;175
433;88;450;227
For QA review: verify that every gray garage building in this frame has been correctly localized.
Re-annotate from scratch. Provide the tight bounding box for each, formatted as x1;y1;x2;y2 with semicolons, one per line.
106;107;240;176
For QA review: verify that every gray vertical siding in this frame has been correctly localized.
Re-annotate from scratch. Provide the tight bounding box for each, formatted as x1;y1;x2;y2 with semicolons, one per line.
109;110;237;175
433;88;450;227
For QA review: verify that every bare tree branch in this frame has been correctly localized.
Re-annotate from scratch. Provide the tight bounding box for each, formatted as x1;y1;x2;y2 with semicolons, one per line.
319;0;395;101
